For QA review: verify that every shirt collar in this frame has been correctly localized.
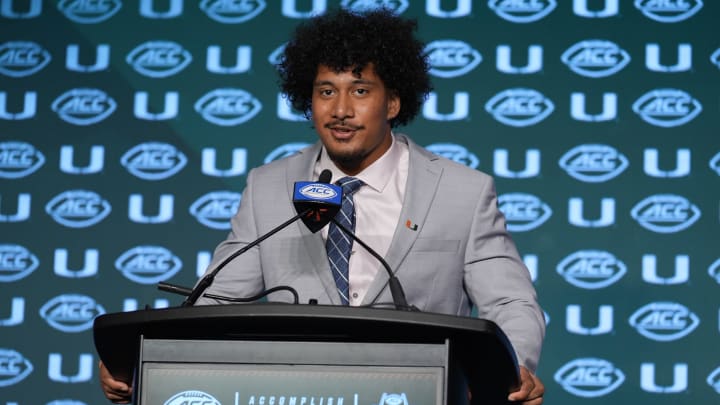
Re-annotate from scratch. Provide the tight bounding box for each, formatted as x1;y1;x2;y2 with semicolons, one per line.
317;133;400;193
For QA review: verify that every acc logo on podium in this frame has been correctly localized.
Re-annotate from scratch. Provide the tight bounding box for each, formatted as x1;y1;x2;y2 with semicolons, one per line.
165;390;221;405
39;294;106;333
554;358;625;398
376;392;409;405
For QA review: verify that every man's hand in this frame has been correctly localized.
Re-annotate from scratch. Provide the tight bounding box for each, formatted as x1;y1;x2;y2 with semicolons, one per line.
99;361;133;403
508;366;544;404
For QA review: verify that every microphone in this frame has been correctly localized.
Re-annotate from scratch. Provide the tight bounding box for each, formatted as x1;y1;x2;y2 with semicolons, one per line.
293;169;341;232
166;170;337;307
314;171;416;311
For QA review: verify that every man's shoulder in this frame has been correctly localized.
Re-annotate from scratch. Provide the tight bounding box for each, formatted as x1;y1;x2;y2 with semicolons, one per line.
403;135;492;183
248;142;319;180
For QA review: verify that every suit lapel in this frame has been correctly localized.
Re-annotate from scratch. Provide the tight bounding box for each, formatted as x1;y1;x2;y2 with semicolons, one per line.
284;142;343;305
362;136;443;306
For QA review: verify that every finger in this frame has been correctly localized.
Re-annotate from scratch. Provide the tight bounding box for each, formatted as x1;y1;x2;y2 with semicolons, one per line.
508;367;541;402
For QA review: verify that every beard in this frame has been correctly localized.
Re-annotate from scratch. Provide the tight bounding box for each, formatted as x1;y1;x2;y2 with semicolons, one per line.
326;147;369;172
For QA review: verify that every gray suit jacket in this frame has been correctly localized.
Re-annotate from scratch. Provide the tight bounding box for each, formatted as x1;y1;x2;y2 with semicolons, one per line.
198;135;545;371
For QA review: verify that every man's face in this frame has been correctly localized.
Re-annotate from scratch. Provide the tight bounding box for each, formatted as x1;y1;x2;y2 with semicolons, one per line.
311;64;400;175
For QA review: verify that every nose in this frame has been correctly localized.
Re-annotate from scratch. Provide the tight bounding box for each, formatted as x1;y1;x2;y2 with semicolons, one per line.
332;92;354;120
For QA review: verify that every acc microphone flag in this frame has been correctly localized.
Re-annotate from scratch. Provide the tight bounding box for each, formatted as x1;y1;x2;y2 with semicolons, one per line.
292;180;342;233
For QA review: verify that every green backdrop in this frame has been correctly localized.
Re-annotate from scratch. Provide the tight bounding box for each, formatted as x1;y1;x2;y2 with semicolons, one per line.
1;0;718;404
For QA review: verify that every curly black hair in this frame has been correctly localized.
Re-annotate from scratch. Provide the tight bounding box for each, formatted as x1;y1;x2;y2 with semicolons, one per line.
278;8;432;128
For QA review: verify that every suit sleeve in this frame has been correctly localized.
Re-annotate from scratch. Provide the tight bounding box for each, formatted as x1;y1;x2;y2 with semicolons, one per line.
463;175;545;372
194;168;265;305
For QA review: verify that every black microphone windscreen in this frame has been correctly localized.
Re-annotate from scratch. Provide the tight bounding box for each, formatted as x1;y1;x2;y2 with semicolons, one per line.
319;169;332;183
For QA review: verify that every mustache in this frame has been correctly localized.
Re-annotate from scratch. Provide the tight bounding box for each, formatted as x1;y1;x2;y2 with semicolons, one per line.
325;120;363;130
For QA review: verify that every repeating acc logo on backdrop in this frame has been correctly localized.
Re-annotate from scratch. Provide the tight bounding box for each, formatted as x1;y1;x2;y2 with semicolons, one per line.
629;302;700;341
39;294;106;333
708;151;720;175
0;141;45;179
0;244;39;282
0;349;33;387
498;193;552;232
426;40;482;78
561;40;630;78
559;144;628;182
51;88;117;125
630;194;700;233
708;367;720;394
341;0;409;13
711;48;720;69
264;142;310;163
708;258;720;284
632;89;702;128
190;191;242;230
268;43;286;67
115;246;182;285
554;358;625;397
425;143;479;169
634;0;703;23
165;390;221;405
488;0;557;23
200;0;266;23
485;88;554;127
557;250;627;289
58;0;122;23
0;41;51;77
194;88;262;126
126;41;192;78
46;190;111;228
121;142;188;180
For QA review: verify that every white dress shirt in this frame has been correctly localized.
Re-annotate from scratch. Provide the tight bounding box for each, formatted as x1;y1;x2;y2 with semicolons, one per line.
315;135;409;305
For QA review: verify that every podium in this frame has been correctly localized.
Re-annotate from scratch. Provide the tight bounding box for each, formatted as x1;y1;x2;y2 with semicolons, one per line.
94;304;519;405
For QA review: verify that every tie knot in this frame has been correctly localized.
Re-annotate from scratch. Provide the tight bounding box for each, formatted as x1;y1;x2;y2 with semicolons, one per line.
337;176;364;195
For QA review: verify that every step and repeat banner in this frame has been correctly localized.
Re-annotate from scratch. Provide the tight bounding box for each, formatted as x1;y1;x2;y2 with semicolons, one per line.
1;0;718;404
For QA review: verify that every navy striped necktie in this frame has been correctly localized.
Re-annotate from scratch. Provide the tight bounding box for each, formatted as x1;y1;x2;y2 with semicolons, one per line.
326;176;364;305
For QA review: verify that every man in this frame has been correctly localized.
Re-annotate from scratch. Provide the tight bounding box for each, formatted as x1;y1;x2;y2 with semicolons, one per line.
100;8;545;404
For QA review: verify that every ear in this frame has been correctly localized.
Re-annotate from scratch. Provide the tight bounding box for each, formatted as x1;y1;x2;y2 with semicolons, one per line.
386;92;401;121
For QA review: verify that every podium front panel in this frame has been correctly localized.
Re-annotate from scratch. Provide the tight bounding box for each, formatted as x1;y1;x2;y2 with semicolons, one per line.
138;339;449;405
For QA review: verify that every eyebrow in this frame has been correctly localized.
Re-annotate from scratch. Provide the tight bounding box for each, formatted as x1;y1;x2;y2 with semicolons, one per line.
313;78;376;86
